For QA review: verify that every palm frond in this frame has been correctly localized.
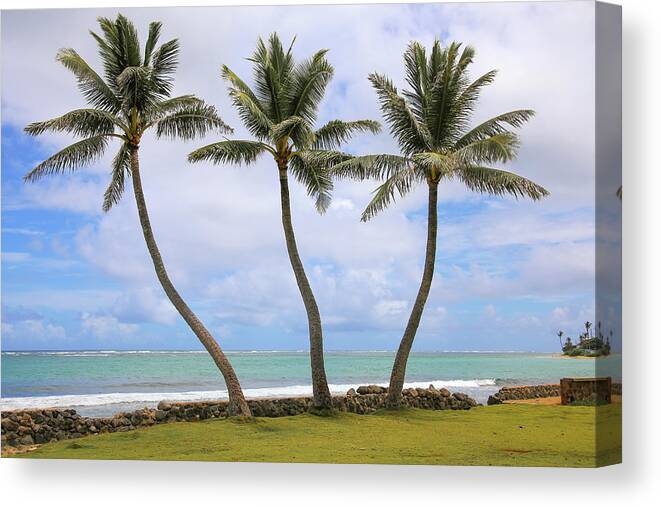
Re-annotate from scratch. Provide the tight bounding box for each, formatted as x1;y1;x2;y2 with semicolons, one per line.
102;143;131;211
289;154;334;213
332;154;411;181
150;39;179;97
287;49;333;125
368;72;431;156
143;21;162;66
411;151;456;178
441;69;498;146
24;109;126;138
188;140;271;165
427;42;472;148
313;120;381;150
454;109;535;149
92;15;141;96
248;34;294;123
24;136;109;182
361;166;419;221
454;133;520;165
143;94;204;123
222;65;272;140
294;150;353;171
56;48;121;112
116;65;155;111
455;166;549;201
115;14;142;67
402;41;430;123
154;102;232;140
270;116;313;147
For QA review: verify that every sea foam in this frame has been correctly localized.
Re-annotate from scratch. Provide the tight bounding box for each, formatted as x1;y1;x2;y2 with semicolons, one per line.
0;378;496;411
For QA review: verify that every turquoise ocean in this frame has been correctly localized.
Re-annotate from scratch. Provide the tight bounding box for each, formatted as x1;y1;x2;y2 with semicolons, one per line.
1;350;622;416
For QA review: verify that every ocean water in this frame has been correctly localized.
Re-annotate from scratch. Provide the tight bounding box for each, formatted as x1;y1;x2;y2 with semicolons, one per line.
0;350;622;416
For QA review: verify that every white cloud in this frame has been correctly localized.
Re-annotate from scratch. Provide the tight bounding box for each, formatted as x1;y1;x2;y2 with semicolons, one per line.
81;312;138;338
0;3;600;350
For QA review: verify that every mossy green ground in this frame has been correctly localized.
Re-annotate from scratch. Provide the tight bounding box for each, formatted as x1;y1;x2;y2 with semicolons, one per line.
17;404;621;467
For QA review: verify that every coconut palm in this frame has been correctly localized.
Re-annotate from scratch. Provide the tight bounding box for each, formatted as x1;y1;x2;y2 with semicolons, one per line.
23;14;251;416
333;40;549;408
188;33;380;410
557;331;564;350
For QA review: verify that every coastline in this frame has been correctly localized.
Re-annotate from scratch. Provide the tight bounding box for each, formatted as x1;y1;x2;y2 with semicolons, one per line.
1;350;622;416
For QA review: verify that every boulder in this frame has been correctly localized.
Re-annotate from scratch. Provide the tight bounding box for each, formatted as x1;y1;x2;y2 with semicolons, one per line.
157;401;172;411
19;434;35;446
356;385;386;395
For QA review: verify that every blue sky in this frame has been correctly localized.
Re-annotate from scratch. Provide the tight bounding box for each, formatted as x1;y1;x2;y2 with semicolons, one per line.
1;2;614;352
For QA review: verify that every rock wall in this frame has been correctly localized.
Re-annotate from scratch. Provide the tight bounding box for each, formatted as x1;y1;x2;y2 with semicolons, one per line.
2;385;477;450
487;382;622;405
560;377;613;405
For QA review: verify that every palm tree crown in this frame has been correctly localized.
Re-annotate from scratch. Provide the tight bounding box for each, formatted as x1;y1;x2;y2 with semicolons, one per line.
24;14;231;210
333;40;549;219
188;33;381;211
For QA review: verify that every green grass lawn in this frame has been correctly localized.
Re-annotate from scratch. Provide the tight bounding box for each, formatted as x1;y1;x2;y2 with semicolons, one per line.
16;404;621;467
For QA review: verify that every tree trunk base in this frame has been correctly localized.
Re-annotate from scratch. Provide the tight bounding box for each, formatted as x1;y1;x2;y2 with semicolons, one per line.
227;400;252;418
307;406;338;417
384;395;404;410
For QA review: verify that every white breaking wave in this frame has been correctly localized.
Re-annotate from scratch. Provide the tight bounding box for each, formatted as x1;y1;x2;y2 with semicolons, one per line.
0;379;496;411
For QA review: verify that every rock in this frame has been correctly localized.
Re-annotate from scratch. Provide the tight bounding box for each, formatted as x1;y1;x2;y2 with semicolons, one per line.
155;410;167;421
356;385;386;395
19;435;34;446
346;388;357;397
487;395;502;405
157;401;172;411
2;419;19;431
453;392;468;402
438;388;451;397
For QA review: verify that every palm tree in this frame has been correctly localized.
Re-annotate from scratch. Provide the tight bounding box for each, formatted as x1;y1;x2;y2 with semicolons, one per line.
333;40;549;408
188;33;380;411
23;14;251;417
585;321;592;339
557;331;564;350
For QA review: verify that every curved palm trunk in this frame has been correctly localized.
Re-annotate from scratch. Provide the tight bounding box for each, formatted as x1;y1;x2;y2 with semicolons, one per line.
278;166;333;410
129;145;251;417
386;182;438;409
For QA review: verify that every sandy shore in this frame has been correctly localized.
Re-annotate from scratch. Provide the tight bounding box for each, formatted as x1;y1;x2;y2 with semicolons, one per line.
504;395;622;405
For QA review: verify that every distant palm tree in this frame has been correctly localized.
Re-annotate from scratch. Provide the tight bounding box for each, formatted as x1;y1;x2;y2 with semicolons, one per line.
334;40;549;408
188;33;380;410
585;321;592;339
557;331;564;350
23;14;251;416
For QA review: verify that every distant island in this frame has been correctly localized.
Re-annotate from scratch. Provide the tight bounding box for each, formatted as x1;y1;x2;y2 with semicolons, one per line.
557;321;611;357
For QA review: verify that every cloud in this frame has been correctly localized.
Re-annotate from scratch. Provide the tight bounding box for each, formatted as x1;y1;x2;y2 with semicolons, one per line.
1;3;601;351
80;312;138;338
1;306;67;347
110;288;179;326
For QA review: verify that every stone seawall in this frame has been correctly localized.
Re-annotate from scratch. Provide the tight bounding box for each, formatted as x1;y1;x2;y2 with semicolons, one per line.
2;385;477;450
487;382;622;405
